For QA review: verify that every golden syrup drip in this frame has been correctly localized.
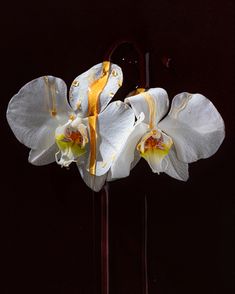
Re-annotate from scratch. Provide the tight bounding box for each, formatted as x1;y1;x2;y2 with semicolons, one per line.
44;76;57;117
135;88;145;94
127;87;145;97
50;80;57;116
88;61;111;175
143;92;156;129
169;93;192;118
88;116;97;175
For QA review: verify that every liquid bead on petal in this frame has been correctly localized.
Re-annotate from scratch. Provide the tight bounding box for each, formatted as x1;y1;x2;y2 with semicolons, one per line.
55;118;88;167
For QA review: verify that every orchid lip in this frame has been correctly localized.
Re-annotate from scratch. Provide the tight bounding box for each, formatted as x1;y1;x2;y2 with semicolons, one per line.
55;120;88;168
137;128;173;160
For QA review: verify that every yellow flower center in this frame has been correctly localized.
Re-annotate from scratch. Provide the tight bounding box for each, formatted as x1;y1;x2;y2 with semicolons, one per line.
137;129;173;162
55;123;88;167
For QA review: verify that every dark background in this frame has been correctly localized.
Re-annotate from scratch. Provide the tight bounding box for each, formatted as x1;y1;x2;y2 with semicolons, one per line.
1;1;234;293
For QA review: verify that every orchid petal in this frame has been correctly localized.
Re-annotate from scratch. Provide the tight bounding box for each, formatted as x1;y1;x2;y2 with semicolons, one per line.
125;88;169;127
143;144;188;180
108;113;148;180
163;146;189;181
69;62;123;115
159;93;225;163
7;76;73;151
94;101;135;176
77;163;107;192
28;144;58;166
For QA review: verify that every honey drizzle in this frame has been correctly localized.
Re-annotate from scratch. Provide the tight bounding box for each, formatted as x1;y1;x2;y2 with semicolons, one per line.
88;61;111;174
44;76;57;117
143;92;156;129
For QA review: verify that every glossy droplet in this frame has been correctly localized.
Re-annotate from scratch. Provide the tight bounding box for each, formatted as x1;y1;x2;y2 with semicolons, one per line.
72;80;79;87
112;69;118;77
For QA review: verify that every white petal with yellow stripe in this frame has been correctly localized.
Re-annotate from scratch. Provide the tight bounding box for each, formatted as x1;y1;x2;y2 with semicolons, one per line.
6;76;74;164
69;62;123;115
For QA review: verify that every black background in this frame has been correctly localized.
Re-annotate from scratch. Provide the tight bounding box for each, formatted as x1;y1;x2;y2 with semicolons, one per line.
1;1;234;293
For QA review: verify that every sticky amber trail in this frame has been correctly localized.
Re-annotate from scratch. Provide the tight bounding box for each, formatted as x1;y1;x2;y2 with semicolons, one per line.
44;76;57;117
88;61;111;175
143;92;156;129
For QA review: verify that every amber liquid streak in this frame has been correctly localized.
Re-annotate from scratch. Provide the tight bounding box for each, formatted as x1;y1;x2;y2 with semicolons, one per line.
44;76;57;117
143;92;156;129
132;89;156;130
88;61;111;175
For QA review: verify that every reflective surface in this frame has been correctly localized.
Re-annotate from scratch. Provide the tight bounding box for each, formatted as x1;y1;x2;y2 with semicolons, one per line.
1;1;234;293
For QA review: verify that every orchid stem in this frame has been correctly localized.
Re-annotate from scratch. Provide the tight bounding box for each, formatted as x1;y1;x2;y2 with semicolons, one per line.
142;52;150;294
92;191;98;294
142;195;149;294
145;52;150;88
101;182;109;294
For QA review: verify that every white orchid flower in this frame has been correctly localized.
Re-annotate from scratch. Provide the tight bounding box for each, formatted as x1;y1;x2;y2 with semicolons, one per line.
6;62;135;191
108;88;225;181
